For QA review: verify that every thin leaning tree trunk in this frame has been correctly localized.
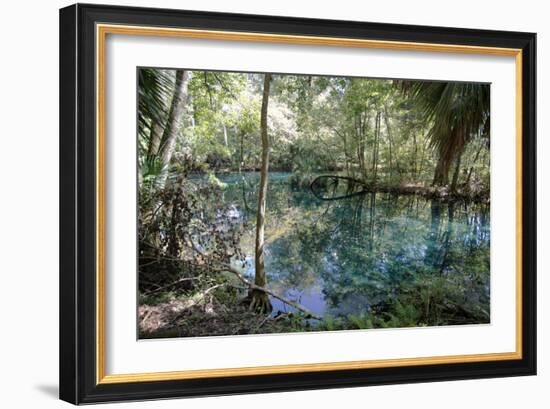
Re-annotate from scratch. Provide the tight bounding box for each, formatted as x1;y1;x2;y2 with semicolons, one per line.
147;120;164;159
250;73;272;313
158;69;190;186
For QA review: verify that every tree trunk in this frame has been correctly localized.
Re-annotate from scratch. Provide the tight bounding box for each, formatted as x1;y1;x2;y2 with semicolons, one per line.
450;150;463;193
432;156;450;186
412;131;418;178
223;123;228;146
465;140;484;187
158;70;190;186
343;133;350;176
239;130;244;173
355;115;365;177
142;72;190;255
433;128;467;187
361;112;370;179
383;106;394;182
250;73;272;314
147;121;164;159
371;112;381;183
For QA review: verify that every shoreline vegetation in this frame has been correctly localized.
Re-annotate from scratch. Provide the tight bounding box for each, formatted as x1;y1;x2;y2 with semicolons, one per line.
138;69;490;338
189;169;490;202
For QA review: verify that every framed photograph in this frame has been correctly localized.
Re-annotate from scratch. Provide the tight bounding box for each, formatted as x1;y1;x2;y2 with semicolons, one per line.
59;3;536;404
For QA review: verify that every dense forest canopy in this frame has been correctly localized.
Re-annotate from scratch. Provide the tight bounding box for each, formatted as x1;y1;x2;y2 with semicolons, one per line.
137;68;491;338
138;69;490;193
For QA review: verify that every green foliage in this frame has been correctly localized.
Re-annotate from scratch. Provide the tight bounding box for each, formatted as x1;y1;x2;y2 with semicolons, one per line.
137;67;491;338
137;69;174;133
399;80;490;185
139;156;165;188
137;67;490;192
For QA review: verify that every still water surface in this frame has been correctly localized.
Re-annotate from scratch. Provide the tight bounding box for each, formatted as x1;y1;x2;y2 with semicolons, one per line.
215;172;490;322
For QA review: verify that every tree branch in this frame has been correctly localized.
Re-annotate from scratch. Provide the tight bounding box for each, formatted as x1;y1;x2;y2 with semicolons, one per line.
213;264;321;320
155;237;322;320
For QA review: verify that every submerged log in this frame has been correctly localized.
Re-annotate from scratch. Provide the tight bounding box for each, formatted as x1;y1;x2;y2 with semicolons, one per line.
310;175;489;203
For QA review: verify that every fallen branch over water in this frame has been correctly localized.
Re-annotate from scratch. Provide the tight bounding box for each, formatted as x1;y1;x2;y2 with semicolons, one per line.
141;245;317;319
311;175;489;203
213;263;321;320
188;239;322;320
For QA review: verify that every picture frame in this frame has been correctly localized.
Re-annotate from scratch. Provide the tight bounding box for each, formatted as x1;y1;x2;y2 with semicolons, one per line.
59;3;536;404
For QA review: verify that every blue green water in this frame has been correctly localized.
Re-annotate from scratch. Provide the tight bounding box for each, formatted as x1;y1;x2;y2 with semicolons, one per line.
216;172;490;324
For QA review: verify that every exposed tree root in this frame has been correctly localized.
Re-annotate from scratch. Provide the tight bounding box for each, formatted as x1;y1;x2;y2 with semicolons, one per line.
245;289;272;314
214;264;321;320
187;238;321;320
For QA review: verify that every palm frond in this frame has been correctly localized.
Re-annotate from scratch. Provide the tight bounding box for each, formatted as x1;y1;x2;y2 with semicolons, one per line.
399;80;490;183
138;68;176;141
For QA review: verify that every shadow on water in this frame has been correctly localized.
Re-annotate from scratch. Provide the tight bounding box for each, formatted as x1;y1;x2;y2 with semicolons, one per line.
217;172;490;326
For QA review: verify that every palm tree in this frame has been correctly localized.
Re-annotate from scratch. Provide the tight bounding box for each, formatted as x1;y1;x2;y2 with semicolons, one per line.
137;68;191;187
400;81;490;187
138;68;174;159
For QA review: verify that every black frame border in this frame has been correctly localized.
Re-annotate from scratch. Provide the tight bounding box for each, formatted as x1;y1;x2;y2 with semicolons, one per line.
60;3;536;404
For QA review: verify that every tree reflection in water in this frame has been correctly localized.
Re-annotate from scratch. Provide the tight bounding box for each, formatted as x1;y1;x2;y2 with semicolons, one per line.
220;172;490;328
